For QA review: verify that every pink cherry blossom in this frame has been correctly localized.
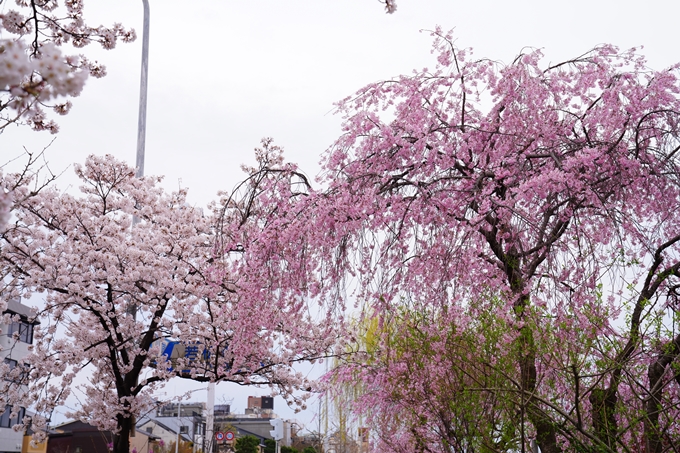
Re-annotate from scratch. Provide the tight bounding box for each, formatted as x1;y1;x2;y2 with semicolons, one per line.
236;30;680;453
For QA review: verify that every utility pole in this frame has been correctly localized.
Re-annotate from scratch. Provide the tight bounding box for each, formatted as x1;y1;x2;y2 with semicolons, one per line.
175;399;182;453
173;387;210;453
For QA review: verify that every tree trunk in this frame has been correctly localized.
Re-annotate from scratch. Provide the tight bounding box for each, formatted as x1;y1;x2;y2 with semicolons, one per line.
645;360;665;453
644;333;680;453
517;325;560;453
589;387;618;451
500;242;560;453
114;412;133;453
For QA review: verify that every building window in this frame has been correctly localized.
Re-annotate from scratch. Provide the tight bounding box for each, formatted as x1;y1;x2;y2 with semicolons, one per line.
4;358;18;383
8;320;34;344
0;404;25;428
3;358;17;370
3;358;28;384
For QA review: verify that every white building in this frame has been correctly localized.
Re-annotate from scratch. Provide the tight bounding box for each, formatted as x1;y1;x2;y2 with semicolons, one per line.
137;411;202;452
0;299;38;453
138;418;187;445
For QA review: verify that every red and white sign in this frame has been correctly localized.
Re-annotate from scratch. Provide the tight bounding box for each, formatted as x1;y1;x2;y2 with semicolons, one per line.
225;431;235;441
215;432;225;441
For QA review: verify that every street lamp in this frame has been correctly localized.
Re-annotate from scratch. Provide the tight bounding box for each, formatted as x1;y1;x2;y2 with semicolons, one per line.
136;0;150;179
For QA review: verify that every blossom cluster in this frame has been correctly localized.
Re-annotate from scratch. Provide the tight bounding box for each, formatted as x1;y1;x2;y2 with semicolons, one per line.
0;39;87;132
382;0;397;13
0;3;134;133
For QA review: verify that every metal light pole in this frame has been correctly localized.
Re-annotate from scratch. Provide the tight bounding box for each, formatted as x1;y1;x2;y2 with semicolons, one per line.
136;0;150;179
133;6;213;453
175;399;182;453
130;2;150;437
173;387;211;453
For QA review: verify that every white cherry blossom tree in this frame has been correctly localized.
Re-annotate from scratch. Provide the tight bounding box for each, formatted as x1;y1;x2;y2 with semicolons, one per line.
0;153;337;453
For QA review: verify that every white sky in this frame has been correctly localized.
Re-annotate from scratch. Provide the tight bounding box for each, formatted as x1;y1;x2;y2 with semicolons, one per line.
2;0;680;434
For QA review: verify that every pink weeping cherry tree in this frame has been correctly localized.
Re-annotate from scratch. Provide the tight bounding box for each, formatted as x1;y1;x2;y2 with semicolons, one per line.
320;29;680;453
0;153;338;453
234;29;680;453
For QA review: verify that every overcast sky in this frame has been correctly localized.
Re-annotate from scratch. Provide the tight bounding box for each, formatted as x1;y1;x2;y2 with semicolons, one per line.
3;0;680;433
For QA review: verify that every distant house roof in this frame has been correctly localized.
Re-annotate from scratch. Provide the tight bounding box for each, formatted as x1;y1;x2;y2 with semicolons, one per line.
52;420;109;433
47;421;114;453
234;426;267;441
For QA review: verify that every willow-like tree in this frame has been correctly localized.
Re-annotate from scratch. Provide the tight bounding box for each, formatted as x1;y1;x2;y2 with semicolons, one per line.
235;435;262;453
329;298;520;453
239;29;680;453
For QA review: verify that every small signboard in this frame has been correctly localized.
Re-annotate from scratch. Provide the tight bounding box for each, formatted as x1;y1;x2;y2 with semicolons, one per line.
261;396;274;409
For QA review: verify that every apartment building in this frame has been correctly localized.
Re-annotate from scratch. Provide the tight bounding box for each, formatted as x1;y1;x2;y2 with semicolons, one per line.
1;299;39;453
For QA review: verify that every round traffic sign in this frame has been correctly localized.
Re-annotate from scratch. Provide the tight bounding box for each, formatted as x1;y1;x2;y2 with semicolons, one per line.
215;432;225;441
225;431;235;441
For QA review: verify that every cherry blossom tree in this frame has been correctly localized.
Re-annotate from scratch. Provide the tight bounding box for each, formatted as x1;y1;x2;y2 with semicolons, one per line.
0;153;337;453
246;29;680;453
